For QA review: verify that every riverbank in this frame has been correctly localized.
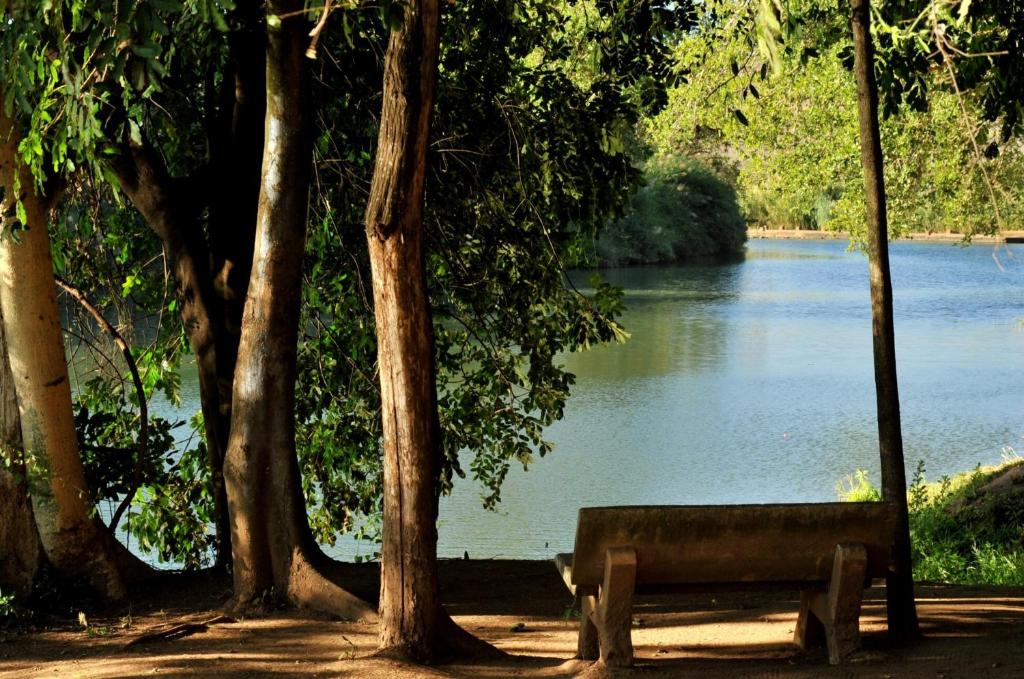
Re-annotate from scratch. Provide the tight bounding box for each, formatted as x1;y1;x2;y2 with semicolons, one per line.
3;560;1024;677
747;227;1024;243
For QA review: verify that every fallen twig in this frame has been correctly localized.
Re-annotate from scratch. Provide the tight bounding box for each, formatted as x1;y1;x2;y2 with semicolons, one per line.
122;615;236;650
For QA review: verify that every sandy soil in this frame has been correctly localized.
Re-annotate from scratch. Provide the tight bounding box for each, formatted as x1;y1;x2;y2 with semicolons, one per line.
2;559;1023;678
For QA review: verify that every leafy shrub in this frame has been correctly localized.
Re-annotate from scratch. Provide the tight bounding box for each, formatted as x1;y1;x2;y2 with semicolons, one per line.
838;460;1024;586
835;470;881;502
0;589;25;628
593;155;747;266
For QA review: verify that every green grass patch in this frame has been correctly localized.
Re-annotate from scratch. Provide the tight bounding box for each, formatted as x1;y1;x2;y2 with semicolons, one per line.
838;459;1024;586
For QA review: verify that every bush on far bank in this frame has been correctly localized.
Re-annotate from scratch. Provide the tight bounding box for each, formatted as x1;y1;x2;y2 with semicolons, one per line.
591;155;747;267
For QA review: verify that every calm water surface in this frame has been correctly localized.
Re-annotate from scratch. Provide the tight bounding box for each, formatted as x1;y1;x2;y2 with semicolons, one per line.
154;239;1024;563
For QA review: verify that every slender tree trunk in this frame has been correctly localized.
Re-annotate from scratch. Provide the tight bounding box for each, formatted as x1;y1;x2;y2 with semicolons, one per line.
204;2;267;573
0;112;125;600
221;0;373;620
364;0;500;661
112;143;234;569
0;296;43;599
850;0;920;642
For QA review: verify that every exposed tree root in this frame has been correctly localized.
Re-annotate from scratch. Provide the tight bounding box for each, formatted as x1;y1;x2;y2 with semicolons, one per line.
287;551;378;622
109;533;158;585
224;547;377;622
435;610;506;661
374;608;506;664
574;661;644;678
55;521;129;602
0;469;42;598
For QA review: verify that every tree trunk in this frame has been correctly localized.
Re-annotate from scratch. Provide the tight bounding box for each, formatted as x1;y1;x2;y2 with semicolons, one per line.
112;143;234;570
850;0;920;642
364;0;501;662
204;0;267;571
0;111;125;600
113;5;268;572
221;0;373;620
0;296;43;599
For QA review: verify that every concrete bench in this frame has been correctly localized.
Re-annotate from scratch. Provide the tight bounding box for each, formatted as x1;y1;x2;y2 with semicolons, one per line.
554;502;897;667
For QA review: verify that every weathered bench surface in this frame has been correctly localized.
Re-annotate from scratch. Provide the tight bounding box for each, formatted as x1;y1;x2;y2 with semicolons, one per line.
563;503;896;589
556;502;898;668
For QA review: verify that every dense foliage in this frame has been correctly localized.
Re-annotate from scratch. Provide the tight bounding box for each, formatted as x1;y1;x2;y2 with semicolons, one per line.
3;0;1024;576
646;0;1024;237
292;0;690;549
840;461;1024;586
1;1;688;566
592;155;747;265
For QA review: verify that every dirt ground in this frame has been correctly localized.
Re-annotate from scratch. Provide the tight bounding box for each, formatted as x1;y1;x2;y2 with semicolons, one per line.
2;559;1023;678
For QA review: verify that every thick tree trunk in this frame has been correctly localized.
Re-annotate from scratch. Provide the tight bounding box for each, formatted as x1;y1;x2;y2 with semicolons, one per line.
0;297;43;599
221;0;374;620
0;113;125;600
850;0;920;642
207;0;264;340
365;0;500;662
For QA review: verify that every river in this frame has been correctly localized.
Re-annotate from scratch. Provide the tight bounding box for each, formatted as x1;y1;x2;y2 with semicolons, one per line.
151;238;1024;563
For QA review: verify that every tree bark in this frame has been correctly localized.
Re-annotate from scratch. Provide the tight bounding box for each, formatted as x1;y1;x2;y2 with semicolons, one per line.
204;1;267;572
0;111;125;600
850;0;920;642
0;295;43;599
112;142;234;569
111;4;267;572
364;0;501;661
221;0;374;621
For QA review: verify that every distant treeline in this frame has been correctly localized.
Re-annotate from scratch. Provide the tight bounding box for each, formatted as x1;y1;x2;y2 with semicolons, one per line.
587;0;1024;266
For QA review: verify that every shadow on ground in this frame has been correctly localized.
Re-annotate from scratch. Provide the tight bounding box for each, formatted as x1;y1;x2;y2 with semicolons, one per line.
2;560;1023;678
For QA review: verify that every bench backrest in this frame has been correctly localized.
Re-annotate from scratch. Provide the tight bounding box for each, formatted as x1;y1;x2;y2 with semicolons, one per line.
570;502;897;588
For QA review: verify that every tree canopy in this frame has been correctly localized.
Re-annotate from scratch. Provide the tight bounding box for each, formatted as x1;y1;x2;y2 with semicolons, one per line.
0;0;689;571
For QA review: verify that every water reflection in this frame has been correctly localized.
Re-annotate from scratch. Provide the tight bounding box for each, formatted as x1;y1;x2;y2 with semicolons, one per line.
127;240;1024;564
431;239;1024;561
565;262;744;379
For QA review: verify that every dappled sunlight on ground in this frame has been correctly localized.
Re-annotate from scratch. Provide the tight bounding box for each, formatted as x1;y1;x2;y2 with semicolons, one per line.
3;562;1024;677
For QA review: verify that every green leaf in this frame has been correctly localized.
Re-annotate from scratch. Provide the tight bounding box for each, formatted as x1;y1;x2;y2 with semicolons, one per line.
149;0;184;11
131;43;160;59
957;0;972;25
129;120;142;146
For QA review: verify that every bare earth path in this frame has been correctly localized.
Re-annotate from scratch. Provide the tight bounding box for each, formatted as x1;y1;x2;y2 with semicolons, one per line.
2;560;1023;678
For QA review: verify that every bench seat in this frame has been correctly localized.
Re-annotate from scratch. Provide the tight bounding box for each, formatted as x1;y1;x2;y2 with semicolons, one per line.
554;502;898;667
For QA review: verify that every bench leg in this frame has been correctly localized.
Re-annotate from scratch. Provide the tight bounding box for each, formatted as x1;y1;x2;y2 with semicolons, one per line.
794;588;827;650
578;592;599;660
796;543;868;665
594;547;637;667
824;542;868;664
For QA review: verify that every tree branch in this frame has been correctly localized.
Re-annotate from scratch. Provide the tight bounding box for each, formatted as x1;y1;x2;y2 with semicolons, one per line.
55;276;148;534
